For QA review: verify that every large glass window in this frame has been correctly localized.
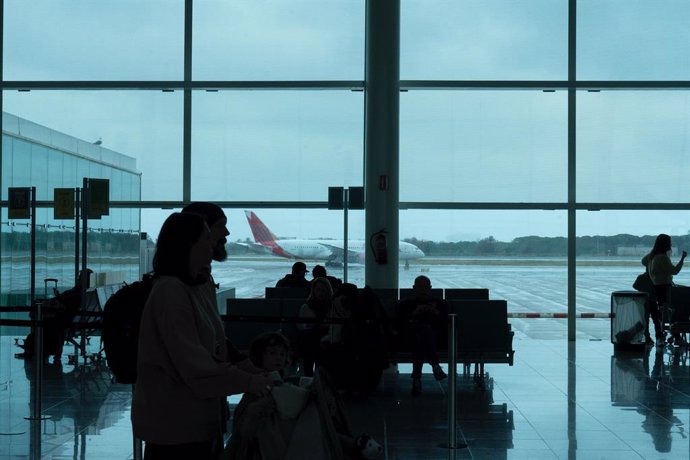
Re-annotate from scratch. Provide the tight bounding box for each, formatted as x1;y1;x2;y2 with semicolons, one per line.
1;206;140;305
576;210;690;338
3;0;184;81
3;91;181;200
578;0;690;80
193;0;365;80
401;0;568;80
577;91;690;203
192;90;363;201
400;90;567;202
400;209;567;314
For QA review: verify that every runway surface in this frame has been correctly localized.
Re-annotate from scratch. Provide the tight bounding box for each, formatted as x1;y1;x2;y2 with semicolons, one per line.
212;256;666;341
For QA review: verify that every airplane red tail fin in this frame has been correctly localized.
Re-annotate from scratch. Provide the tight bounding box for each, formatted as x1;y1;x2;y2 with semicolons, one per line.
244;211;279;244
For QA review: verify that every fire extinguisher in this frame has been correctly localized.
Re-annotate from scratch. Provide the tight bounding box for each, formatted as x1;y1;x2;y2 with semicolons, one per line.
370;230;388;264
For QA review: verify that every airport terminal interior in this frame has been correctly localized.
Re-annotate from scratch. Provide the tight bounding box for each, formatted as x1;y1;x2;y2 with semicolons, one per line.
2;1;690;459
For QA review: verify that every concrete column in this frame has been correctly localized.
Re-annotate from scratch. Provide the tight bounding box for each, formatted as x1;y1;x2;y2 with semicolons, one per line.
364;0;400;289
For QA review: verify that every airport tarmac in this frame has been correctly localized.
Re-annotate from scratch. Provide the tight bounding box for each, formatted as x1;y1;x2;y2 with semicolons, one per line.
213;256;660;342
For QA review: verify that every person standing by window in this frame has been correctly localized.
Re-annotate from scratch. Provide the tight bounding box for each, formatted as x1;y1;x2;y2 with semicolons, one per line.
132;212;272;460
642;233;687;345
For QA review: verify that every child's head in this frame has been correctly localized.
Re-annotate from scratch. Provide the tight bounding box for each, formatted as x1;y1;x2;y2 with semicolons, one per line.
249;332;290;372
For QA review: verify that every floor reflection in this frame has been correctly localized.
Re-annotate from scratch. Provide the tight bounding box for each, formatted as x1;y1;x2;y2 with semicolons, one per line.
612;345;690;454
7;356;130;459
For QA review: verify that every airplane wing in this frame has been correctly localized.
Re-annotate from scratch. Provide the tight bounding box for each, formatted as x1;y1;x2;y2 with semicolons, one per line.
319;242;363;263
234;241;273;254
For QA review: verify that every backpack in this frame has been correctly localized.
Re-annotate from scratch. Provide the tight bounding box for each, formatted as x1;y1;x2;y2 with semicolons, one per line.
102;275;154;384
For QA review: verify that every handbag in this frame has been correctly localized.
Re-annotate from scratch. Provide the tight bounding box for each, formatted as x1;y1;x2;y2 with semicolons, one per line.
633;271;654;293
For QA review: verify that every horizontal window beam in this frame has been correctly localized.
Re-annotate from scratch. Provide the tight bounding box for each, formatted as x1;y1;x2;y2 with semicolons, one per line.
0;81;365;91
3;201;690;211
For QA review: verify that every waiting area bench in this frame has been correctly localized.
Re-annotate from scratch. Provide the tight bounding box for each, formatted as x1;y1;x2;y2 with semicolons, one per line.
225;287;514;387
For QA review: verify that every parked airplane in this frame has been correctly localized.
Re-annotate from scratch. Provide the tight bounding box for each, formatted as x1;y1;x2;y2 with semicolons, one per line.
243;210;425;266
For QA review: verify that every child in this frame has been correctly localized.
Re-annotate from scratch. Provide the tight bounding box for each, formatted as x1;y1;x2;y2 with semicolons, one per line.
225;332;382;460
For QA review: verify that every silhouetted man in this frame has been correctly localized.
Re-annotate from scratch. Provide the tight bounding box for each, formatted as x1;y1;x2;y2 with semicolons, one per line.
312;264;343;292
276;261;311;289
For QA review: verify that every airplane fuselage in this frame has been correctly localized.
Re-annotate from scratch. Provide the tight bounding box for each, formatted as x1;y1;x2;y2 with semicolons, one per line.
266;239;424;262
243;210;425;263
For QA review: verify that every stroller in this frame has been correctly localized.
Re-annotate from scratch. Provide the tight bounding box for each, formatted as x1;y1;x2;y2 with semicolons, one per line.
225;368;381;460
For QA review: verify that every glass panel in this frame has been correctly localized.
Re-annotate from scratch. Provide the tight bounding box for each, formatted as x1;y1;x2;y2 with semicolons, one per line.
0;206;140;306
192;90;363;201
4;0;184;81
193;0;365;80
577;91;690;203
400;209;567;318
141;208;364;299
576;210;690;340
578;0;690;80
400;91;567;202
401;0;568;80
3;91;181;200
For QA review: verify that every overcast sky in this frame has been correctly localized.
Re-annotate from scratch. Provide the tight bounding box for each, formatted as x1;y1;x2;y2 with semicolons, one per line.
3;0;690;243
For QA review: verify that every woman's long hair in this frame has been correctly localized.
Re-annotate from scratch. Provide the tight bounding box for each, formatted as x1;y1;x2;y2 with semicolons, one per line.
152;212;208;285
650;234;672;259
307;277;333;317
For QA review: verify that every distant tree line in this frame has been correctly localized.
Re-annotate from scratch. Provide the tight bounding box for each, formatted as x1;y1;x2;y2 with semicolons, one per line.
403;233;690;257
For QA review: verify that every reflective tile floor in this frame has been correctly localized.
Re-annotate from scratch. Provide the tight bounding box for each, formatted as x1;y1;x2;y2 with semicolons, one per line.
1;330;690;459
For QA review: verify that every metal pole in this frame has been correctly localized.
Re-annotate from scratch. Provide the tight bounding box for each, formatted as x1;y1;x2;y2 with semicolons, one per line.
32;301;43;419
343;188;349;283
30;187;36;305
81;178;88;310
75;188;80;285
448;313;457;449
26;299;50;459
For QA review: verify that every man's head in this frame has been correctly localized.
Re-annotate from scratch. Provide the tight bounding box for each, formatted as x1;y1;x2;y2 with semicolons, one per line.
182;202;229;262
312;264;327;279
413;275;432;301
291;261;308;278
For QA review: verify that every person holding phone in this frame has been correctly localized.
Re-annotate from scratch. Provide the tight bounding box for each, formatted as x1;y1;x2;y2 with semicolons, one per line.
642;234;687;345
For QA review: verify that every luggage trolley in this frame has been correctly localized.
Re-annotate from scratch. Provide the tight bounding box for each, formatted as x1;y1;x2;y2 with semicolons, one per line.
65;288;105;366
14;278;65;360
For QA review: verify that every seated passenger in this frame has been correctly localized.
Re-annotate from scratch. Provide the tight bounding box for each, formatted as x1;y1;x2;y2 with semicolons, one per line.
276;261;312;289
311;264;343;292
225;332;383;460
396;276;448;396
297;277;333;376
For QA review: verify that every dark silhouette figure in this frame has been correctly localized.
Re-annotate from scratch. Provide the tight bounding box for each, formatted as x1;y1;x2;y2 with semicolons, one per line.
312;264;343;292
131;213;271;460
297;277;333;376
182;202;245;364
642;234;687;344
396;276;448;396
276;261;311;289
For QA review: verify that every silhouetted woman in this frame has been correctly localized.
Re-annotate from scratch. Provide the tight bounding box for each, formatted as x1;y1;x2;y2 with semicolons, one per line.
131;212;271;460
642;234;687;343
298;277;333;376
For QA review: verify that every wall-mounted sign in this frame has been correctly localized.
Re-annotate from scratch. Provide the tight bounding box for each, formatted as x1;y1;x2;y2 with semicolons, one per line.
88;178;110;219
8;187;31;219
54;188;75;219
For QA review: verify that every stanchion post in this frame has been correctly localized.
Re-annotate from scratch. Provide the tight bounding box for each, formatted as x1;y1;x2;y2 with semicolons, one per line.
30;187;36;305
32;300;43;420
448;313;457;449
26;299;50;460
